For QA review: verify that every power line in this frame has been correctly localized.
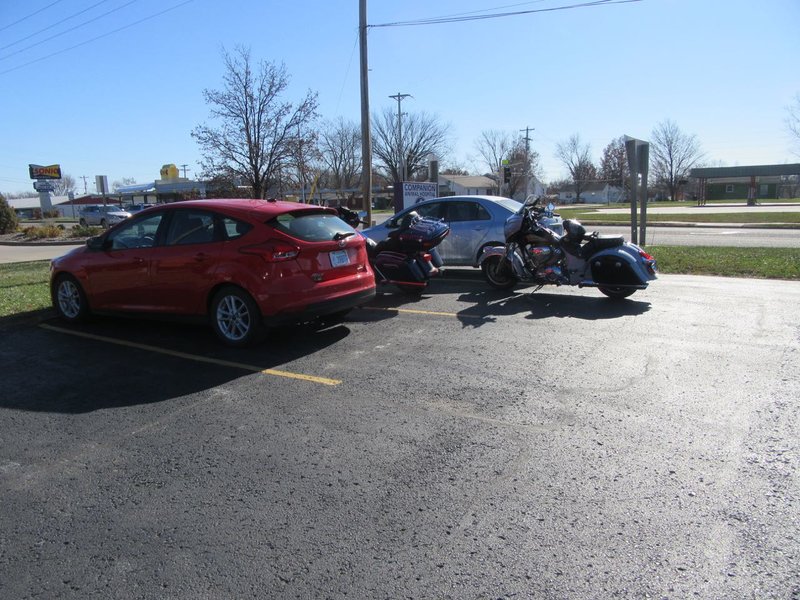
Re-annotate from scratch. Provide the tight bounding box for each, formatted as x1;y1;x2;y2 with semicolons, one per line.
0;0;138;62
0;0;66;33
0;0;194;76
369;0;642;28
0;0;115;53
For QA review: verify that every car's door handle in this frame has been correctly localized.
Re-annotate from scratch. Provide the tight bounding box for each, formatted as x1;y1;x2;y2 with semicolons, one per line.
194;253;208;262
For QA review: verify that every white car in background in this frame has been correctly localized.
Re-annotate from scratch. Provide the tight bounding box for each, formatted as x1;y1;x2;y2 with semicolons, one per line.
78;205;132;228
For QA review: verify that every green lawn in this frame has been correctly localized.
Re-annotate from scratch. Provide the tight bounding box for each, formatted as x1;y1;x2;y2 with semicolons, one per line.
0;260;52;318
646;246;800;280
558;208;800;225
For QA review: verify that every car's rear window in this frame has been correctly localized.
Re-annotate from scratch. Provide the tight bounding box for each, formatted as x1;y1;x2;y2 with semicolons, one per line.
271;212;351;242
495;199;523;213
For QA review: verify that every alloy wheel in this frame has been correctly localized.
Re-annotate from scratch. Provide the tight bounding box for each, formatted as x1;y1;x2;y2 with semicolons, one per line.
215;294;252;342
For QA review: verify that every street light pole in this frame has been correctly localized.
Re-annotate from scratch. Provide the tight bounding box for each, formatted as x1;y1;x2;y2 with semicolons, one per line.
359;0;372;224
389;92;412;182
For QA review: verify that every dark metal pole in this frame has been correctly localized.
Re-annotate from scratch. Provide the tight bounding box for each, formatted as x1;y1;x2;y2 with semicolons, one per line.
625;138;639;245
638;143;649;246
359;0;372;225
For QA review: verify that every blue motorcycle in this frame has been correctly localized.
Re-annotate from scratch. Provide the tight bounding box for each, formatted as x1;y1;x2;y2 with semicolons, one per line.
478;197;657;299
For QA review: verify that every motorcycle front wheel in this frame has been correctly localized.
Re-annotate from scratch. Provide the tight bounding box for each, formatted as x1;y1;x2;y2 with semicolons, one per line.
598;286;636;299
481;255;517;290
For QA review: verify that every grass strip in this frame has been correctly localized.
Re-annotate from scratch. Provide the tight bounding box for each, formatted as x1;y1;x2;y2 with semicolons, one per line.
0;260;51;317
646;246;800;280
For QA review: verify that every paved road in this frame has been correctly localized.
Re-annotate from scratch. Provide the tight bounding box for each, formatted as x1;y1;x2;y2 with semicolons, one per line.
1;274;798;598
0;242;82;264
594;224;800;247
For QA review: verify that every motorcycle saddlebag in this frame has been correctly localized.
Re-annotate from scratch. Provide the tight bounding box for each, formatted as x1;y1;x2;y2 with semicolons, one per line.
590;254;642;286
396;218;449;251
374;251;426;282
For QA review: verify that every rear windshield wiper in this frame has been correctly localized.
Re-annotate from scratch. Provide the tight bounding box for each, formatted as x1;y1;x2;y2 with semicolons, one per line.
333;231;356;241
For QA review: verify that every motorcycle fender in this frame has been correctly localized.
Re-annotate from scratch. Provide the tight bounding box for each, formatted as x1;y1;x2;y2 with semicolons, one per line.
588;245;652;285
477;245;506;267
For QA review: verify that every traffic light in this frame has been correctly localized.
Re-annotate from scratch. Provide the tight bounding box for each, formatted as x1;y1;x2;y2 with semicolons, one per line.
503;165;512;183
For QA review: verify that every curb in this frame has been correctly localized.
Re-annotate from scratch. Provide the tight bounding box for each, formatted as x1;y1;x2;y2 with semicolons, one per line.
0;240;86;247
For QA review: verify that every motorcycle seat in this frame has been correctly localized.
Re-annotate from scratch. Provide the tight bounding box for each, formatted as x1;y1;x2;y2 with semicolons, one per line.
581;235;624;257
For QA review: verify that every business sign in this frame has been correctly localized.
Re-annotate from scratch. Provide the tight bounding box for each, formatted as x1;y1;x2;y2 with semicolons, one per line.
401;181;438;210
29;164;62;180
33;180;55;192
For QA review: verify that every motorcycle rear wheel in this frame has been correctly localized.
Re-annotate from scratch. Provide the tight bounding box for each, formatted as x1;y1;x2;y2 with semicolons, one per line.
482;255;517;290
598;286;636;299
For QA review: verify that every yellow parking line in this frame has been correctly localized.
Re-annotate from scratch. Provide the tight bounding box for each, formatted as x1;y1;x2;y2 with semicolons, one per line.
39;323;341;386
362;306;485;320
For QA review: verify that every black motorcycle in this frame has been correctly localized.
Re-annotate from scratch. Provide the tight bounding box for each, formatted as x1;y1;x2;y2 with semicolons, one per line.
337;206;449;293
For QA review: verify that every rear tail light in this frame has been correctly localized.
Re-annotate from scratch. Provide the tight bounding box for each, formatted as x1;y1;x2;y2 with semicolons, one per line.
240;241;300;262
639;249;657;274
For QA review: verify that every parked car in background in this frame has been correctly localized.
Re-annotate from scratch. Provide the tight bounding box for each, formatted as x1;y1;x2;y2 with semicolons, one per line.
123;203;153;214
78;205;131;228
362;195;528;267
51;199;376;346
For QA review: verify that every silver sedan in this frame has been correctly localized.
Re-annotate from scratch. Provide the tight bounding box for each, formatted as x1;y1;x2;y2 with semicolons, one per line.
362;195;523;267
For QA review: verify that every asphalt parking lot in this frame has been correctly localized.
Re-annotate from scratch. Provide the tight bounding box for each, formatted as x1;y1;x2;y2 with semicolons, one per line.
2;272;799;598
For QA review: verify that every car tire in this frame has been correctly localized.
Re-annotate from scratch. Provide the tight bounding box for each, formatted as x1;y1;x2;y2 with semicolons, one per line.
210;286;264;347
79;218;87;227
52;274;90;322
598;286;636;299
100;218;108;228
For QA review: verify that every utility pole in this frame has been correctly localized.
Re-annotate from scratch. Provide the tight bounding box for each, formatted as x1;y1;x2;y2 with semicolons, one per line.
359;0;372;224
520;126;534;199
80;175;88;195
180;164;190;178
389;92;412;183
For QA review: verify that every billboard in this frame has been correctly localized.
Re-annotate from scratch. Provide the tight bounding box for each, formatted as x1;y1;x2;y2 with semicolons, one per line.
29;164;62;180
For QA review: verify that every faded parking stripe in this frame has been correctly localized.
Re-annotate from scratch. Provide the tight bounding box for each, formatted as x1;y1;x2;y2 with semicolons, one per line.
39;323;341;386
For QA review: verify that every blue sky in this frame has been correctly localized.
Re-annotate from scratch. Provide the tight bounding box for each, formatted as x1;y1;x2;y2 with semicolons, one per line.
1;0;798;196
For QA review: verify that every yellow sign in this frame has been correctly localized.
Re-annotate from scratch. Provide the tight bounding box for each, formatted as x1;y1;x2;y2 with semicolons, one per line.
29;164;62;180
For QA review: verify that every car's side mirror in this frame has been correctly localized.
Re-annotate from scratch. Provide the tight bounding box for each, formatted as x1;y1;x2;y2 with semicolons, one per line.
86;236;108;251
385;217;398;229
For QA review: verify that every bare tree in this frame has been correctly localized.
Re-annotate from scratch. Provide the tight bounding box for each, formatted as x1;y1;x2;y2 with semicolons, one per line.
192;46;319;199
287;128;320;201
474;129;512;189
51;174;77;196
555;134;597;202
599;137;628;189
650;119;704;201
787;93;800;157
371;108;450;184
317;118;362;205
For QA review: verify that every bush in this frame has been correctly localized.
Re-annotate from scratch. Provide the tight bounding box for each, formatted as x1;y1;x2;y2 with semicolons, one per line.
0;195;19;234
70;224;103;238
23;225;63;240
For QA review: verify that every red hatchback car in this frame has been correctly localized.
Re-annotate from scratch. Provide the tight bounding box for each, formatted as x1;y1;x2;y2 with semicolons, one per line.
50;199;376;346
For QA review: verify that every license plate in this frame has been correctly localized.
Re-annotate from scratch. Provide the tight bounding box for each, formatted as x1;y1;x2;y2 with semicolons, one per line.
329;250;350;267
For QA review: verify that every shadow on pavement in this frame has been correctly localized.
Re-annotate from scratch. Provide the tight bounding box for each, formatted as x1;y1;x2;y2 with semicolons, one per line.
454;288;651;327
1;314;351;414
